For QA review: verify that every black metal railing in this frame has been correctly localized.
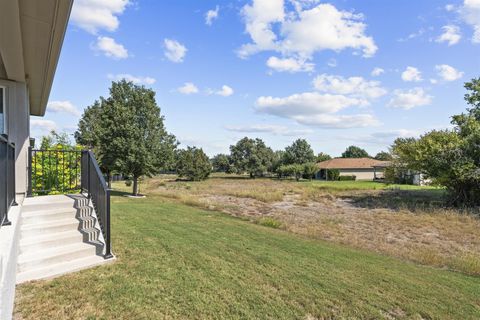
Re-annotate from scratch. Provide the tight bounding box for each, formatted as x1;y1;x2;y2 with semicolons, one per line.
81;150;113;259
28;148;82;196
0;134;16;228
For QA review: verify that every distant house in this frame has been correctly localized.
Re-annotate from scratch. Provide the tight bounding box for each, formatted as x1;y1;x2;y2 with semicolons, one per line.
316;158;390;181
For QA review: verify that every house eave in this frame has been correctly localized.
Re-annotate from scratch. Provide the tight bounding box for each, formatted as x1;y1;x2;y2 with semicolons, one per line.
0;0;73;117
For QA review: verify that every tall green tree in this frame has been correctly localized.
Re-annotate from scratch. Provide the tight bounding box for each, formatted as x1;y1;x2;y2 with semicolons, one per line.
229;137;274;178
392;78;480;206
374;151;393;161
83;80;177;195
316;152;332;163
176;147;211;181
283;139;315;165
75;100;102;149
211;154;231;173
341;145;370;158
271;150;286;172
75;99;119;187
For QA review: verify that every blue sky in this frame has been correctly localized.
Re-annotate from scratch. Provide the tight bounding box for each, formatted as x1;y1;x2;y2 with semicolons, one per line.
31;0;480;157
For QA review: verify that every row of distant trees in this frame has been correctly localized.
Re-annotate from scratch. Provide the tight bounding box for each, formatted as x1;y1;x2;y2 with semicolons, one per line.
211;138;391;179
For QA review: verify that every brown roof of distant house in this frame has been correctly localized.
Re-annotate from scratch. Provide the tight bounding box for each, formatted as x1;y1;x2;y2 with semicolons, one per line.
317;158;390;169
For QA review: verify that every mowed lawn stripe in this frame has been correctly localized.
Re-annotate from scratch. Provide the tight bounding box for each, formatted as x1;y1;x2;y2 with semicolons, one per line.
15;196;480;319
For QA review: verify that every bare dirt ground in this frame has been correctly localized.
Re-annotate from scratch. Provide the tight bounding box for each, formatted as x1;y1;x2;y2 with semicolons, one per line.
130;176;480;275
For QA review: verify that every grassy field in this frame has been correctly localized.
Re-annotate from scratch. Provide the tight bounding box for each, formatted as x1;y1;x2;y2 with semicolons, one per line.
15;195;480;319
115;176;480;276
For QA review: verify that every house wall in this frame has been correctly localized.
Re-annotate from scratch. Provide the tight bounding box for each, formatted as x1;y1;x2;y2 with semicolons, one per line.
0;79;30;196
338;168;376;180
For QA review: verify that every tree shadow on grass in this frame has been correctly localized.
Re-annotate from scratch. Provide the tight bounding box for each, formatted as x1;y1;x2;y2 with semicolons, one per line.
344;189;448;211
109;190;132;197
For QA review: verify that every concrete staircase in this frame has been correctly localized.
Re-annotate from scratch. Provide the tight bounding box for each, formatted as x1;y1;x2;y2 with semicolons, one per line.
16;194;109;284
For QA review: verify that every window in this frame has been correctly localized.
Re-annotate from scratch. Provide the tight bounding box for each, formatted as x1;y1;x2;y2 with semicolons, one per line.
0;87;4;134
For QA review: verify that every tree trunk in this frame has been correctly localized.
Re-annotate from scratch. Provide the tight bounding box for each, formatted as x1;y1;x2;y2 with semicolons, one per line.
133;176;138;196
107;173;112;189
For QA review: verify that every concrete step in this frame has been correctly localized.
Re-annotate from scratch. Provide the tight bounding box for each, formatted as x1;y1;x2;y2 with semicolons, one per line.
21;218;79;236
21;206;77;218
16;255;108;284
82;227;101;243
17;242;97;273
78;216;96;230
22;210;77;225
22;202;75;213
20;230;84;253
23;195;75;204
16;194;112;283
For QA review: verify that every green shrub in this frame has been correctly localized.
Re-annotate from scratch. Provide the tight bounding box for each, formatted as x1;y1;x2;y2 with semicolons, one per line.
326;169;340;181
338;175;356;181
277;164;303;180
302;162;318;180
258;217;282;229
176;147;212;181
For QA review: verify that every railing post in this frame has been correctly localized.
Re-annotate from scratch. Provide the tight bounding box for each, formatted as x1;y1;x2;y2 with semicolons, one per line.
11;142;17;206
104;189;113;259
1;134;11;226
27;146;33;197
87;152;91;199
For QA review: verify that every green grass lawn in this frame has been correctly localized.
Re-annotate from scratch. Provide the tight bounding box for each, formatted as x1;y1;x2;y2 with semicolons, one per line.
16;195;480;319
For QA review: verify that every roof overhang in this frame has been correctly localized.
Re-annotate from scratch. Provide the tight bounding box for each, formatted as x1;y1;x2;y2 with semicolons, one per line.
0;0;73;116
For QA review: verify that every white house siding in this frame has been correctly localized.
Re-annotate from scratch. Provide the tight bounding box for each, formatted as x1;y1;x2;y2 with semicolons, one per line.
0;79;29;196
337;168;377;180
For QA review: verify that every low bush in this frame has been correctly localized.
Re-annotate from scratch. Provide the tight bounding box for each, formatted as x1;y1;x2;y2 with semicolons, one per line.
338;175;356;181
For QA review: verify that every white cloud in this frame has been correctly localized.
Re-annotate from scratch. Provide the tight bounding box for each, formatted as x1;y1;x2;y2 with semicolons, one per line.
164;39;187;63
401;66;422;82
215;85;234;97
225;124;313;136
293;114;380;128
435;64;464;81
266;56;314;73
313;74;387;99
107;74;156;85
344;129;421;145
71;0;130;34
47;101;81;116
280;4;378;58
238;1;377;68
255;92;377;128
461;0;480;43
436;25;461;45
388;88;433;110
177;82;199;95
239;0;285;56
92;36;129;59
256;92;365;116
445;4;456;11
205;6;220;26
371;67;384;77
397;28;426;42
31;119;58;133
